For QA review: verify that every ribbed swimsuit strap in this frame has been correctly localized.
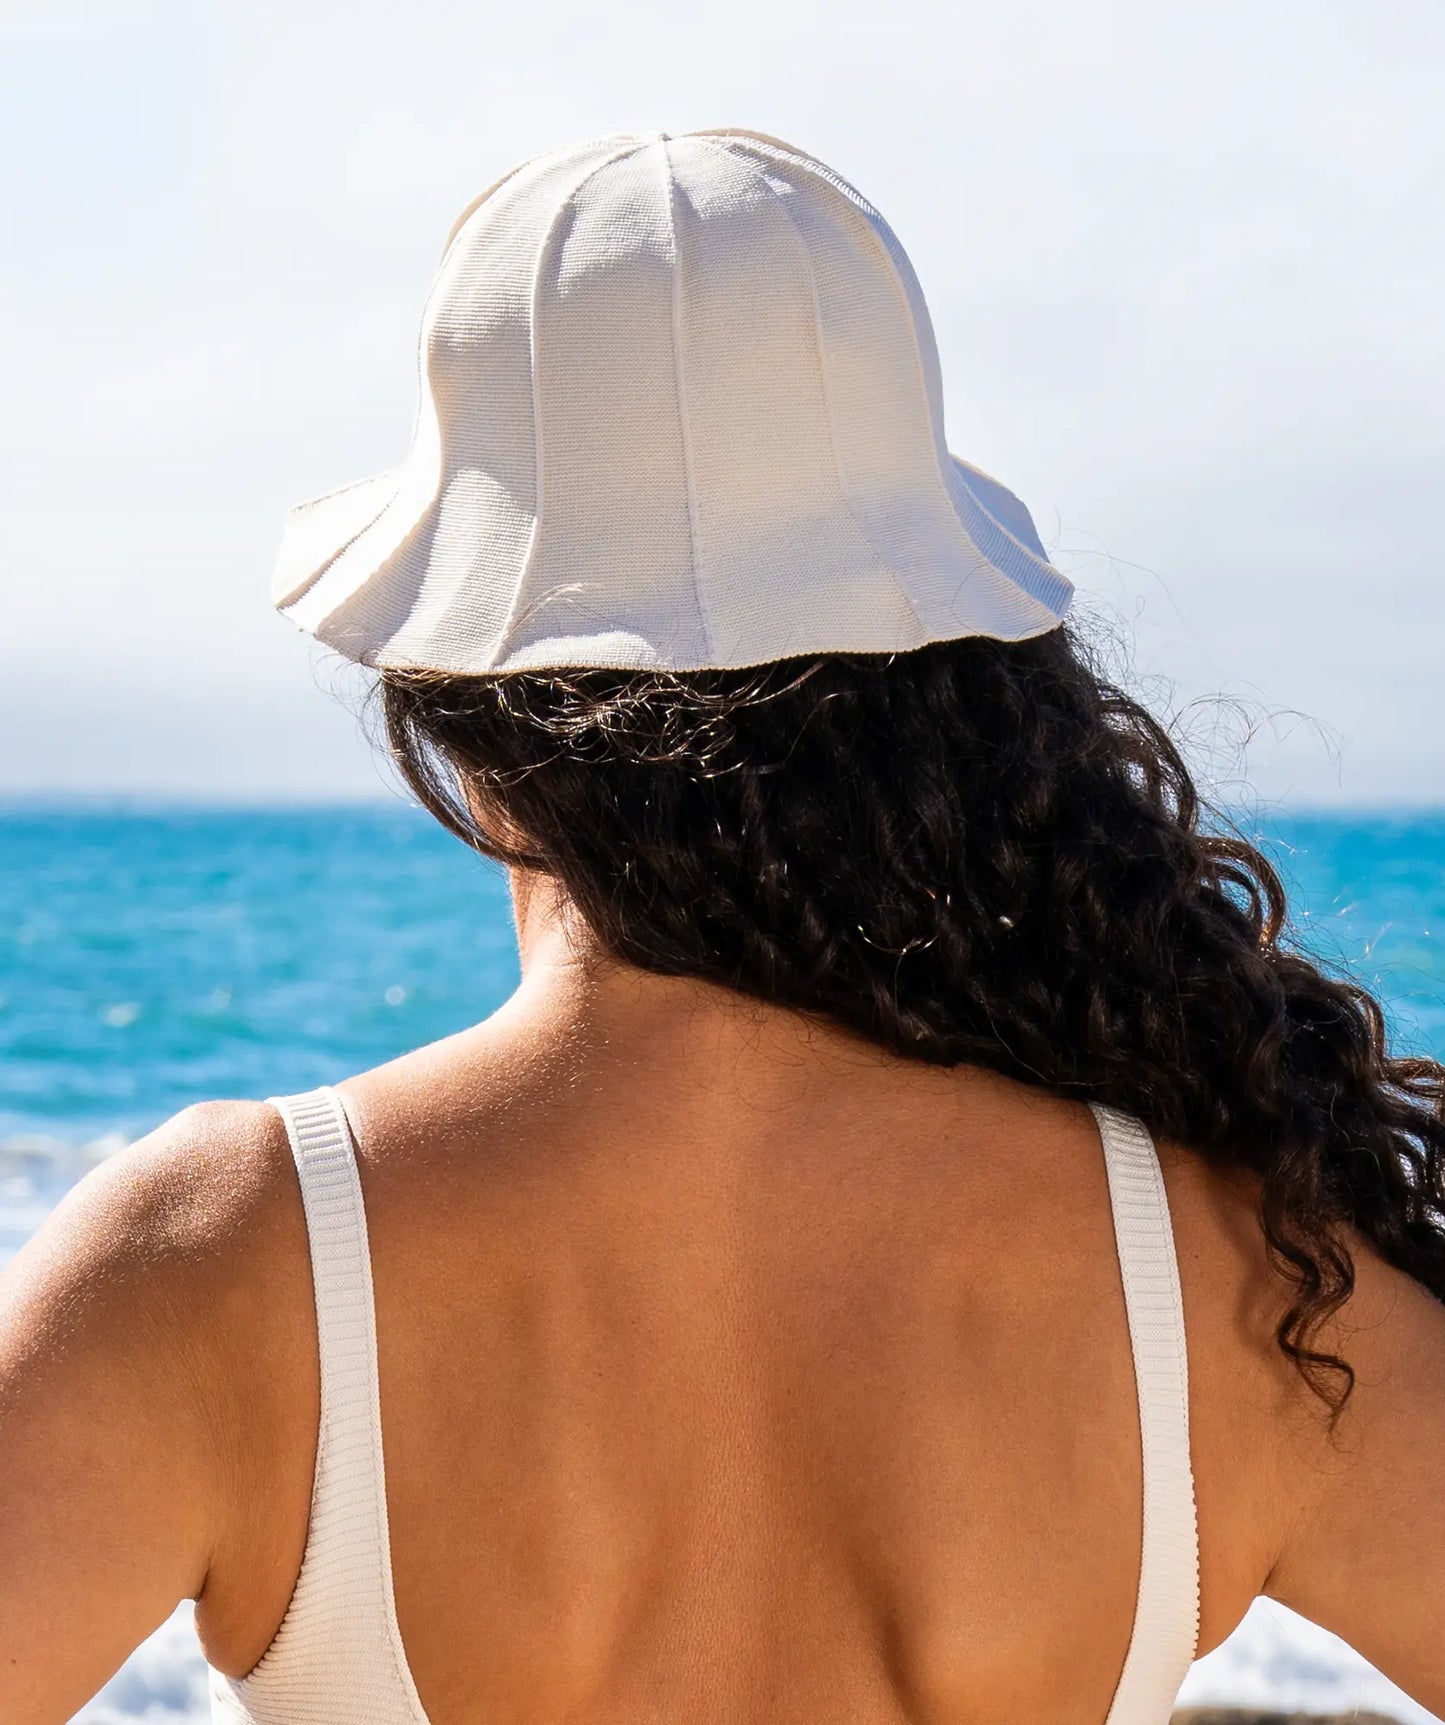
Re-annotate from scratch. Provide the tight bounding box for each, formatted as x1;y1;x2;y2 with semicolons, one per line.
1090;1103;1201;1725
208;1087;428;1725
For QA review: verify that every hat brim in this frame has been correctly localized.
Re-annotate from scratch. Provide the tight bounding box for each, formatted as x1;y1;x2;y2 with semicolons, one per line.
269;450;1073;668
944;456;1072;620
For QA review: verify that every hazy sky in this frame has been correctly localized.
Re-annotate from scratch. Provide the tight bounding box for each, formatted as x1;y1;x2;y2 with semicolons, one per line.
3;0;1441;805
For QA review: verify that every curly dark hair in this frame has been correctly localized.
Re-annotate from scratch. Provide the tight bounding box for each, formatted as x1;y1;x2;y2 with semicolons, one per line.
376;624;1445;1430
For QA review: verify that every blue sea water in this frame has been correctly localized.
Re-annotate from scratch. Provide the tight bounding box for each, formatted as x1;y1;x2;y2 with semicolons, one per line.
0;803;520;1147
1;801;1442;1723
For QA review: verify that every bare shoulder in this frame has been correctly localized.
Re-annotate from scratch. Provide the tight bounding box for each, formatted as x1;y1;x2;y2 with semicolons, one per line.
9;1098;301;1334
1145;1137;1443;1460
9;1098;291;1312
1150;1133;1445;1712
1266;1207;1445;1500
1;1095;313;1499
1258;1214;1445;1716
0;1097;315;1720
1156;1135;1445;1445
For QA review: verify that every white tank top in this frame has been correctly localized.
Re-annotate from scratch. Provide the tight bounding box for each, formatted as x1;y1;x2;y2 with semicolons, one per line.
209;1088;1199;1724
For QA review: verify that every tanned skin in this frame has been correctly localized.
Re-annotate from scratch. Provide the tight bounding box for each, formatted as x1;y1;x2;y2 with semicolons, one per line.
2;868;1442;1723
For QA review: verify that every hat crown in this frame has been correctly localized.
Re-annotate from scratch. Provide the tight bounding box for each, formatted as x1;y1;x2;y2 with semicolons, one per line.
272;129;1072;673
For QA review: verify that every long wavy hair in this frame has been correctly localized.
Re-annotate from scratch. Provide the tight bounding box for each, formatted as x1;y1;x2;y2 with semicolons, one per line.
376;624;1445;1430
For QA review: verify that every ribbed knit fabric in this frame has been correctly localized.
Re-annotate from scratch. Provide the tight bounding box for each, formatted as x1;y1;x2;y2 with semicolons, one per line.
210;1089;1199;1724
209;1088;428;1725
1091;1101;1203;1724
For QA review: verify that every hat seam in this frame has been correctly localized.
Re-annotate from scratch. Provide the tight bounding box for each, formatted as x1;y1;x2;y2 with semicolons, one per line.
433;143;616;266
715;134;1065;599
695;134;927;643
659;138;715;664
435;157;539;266
484;140;650;671
279;161;572;628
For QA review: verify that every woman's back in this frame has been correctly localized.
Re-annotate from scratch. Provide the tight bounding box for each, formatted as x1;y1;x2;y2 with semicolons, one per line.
197;959;1295;1724
7;123;1445;1725
6;912;1445;1721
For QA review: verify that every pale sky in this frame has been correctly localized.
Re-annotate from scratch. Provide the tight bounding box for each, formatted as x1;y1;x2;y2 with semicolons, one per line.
3;0;1442;805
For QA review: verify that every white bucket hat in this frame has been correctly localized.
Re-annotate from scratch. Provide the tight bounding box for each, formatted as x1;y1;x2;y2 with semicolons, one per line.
272;127;1073;674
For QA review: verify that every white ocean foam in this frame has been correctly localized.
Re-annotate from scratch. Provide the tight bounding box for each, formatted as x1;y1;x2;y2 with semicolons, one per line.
1180;1598;1439;1722
0;1133;131;1264
0;1131;127;1191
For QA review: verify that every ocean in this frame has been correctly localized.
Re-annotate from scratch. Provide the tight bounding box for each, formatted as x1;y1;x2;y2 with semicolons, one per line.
2;801;1441;1725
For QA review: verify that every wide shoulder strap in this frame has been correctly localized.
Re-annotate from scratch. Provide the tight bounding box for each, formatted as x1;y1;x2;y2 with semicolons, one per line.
1090;1102;1200;1725
208;1087;428;1725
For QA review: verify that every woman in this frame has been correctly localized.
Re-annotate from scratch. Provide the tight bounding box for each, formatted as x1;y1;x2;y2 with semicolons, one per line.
2;129;1443;1725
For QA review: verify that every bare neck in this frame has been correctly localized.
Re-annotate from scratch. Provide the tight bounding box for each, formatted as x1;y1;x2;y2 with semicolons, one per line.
492;865;1016;1156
